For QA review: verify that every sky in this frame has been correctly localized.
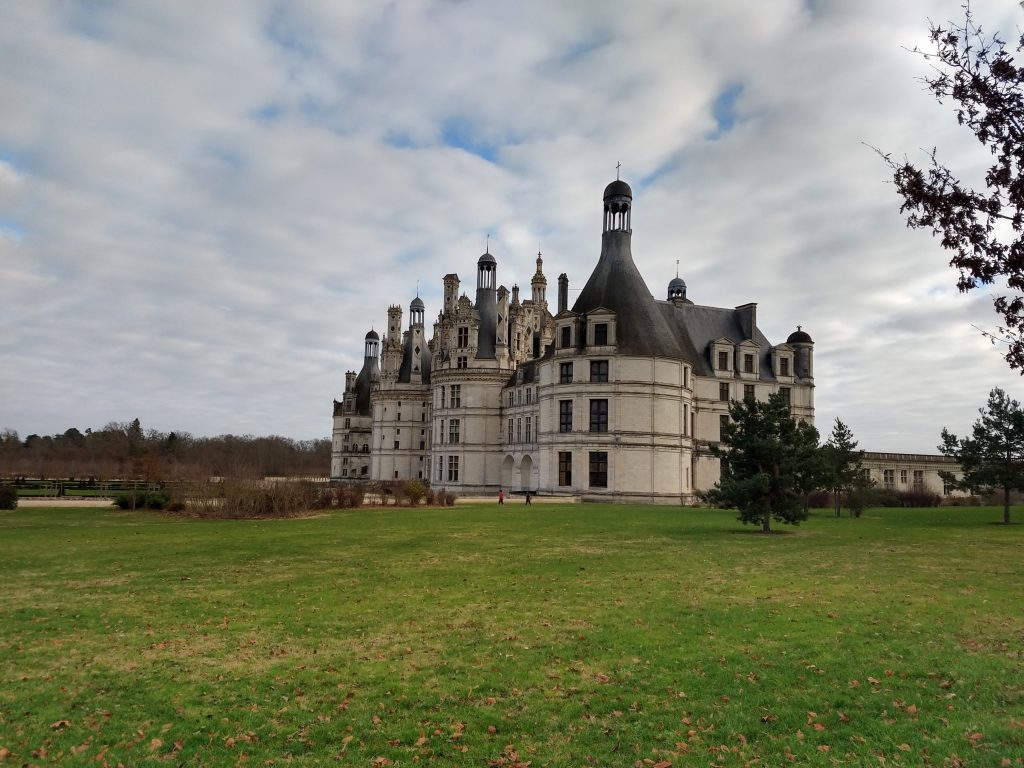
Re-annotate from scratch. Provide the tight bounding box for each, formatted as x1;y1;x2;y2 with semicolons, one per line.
2;0;1023;452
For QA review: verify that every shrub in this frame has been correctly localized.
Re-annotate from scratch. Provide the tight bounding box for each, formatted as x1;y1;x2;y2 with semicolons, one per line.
806;490;833;509
0;483;17;510
405;480;427;506
388;480;409;505
895;489;942;508
434;489;458;507
115;489;172;510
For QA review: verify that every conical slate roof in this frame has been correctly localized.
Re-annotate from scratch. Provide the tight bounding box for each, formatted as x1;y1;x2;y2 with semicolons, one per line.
572;230;690;359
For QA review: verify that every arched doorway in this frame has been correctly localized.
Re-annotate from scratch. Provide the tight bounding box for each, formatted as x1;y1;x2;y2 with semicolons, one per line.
520;455;533;491
501;455;515;490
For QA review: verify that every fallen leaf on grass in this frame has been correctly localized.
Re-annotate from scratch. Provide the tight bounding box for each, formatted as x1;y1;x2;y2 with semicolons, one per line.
148;738;163;751
897;743;911;752
50;720;70;729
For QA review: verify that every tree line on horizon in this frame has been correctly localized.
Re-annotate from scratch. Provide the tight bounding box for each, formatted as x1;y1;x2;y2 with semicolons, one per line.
0;419;330;480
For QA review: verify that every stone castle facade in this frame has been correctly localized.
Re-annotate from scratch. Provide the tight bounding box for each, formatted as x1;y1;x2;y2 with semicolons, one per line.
331;178;816;503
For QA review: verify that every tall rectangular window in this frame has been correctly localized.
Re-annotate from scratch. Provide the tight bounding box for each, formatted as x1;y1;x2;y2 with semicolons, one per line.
900;469;908;484
559;400;572;433
589;451;608;488
560;326;571;348
516;418;522;443
440;386;445;407
440;419;445;444
719;382;730;401
780;357;790;377
457;327;469;347
457;356;468;369
448;418;460;445
744;354;754;373
744;384;755;401
525;416;532;442
720;414;729;439
590;360;609;382
558;452;572;486
593;323;608;345
718;350;729;371
526;388;532;404
560;362;573;384
447;455;459;482
507;418;513;443
779;387;791;407
589;399;608;432
450;384;461;407
913;470;924;489
883;469;895;488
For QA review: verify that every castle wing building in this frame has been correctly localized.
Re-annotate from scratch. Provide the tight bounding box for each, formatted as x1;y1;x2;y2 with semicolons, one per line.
331;178;815;503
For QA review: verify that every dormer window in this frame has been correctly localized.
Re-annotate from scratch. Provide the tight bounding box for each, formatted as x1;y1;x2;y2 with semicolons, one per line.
743;354;754;374
717;351;729;371
780;357;789;377
560;325;572;348
594;323;608;345
457;327;469;347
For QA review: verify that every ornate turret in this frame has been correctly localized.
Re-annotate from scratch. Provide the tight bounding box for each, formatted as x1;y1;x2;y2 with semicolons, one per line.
531;251;547;305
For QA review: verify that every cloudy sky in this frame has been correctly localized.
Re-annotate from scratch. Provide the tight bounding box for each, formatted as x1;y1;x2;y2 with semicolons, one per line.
2;0;1022;452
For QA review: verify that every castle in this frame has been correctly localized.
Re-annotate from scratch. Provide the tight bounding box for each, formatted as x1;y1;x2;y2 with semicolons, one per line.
331;178;815;503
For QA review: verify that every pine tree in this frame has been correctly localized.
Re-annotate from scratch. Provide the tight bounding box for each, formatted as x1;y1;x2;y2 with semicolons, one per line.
821;419;865;517
939;388;1024;524
708;393;821;533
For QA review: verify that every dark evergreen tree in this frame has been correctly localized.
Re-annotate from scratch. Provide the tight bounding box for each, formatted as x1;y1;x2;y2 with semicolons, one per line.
880;8;1024;370
939;387;1024;524
708;393;821;533
821;418;865;517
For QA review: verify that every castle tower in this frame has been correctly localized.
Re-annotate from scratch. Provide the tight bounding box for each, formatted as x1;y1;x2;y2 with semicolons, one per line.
475;251;497;359
531;251;547;306
443;274;460;314
407;295;426;384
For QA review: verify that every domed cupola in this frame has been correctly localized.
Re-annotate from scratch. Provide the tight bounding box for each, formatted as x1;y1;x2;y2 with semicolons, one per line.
786;326;814;380
787;326;813;345
668;276;687;301
603;177;633;233
409;295;425;327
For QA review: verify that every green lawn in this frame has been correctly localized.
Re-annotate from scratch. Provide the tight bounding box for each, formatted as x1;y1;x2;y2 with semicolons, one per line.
0;504;1021;766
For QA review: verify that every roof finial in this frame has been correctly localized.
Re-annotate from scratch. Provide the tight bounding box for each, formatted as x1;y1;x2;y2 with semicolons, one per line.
486;233;490;253
676;259;680;278
616;161;621;180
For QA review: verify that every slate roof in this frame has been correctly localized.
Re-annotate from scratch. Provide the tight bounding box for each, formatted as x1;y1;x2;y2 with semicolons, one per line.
568;228;779;378
354;356;380;416
572;230;691;359
660;302;778;380
397;332;432;384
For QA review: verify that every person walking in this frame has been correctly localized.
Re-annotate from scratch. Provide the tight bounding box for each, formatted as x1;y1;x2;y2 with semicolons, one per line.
498;489;504;505
525;491;532;505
